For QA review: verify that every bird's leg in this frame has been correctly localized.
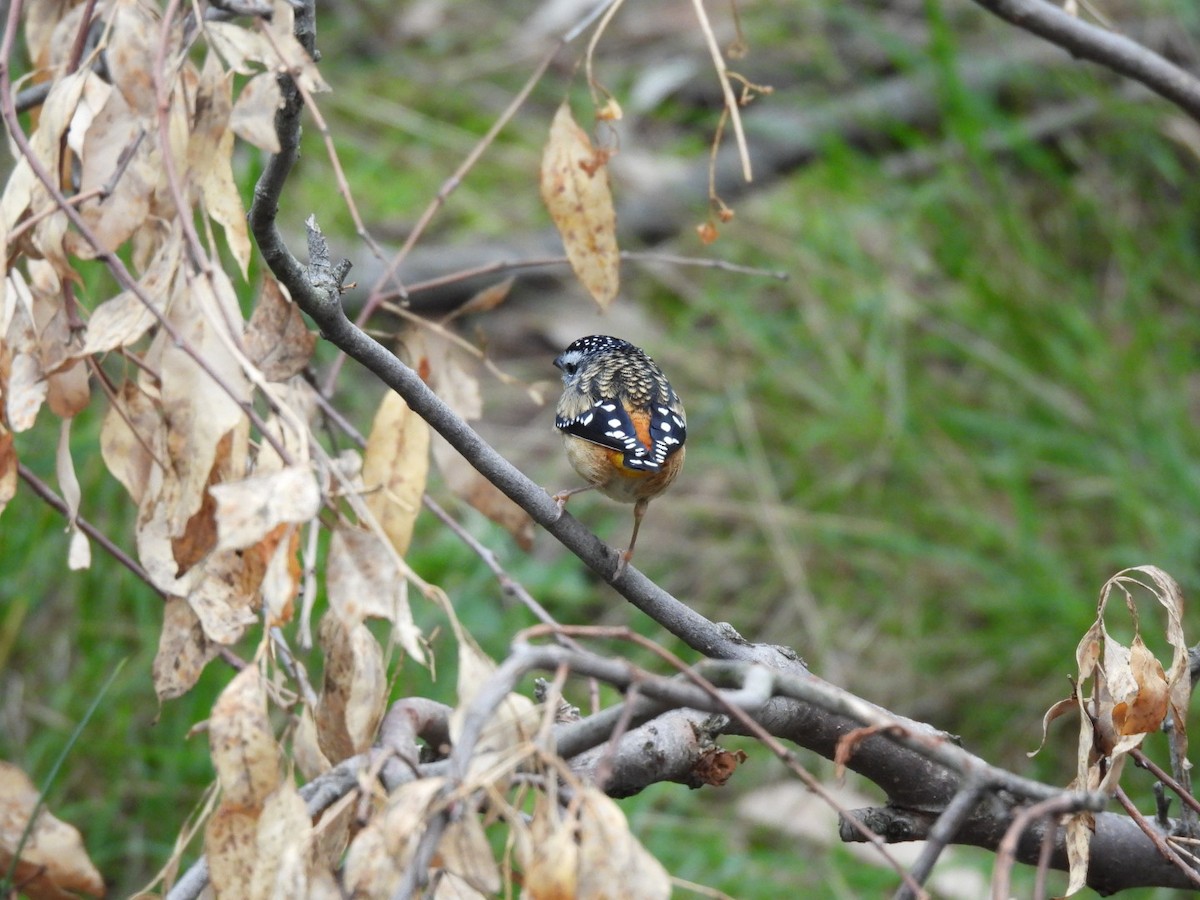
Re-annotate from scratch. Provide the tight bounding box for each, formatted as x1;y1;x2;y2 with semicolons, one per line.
614;498;650;577
550;484;596;520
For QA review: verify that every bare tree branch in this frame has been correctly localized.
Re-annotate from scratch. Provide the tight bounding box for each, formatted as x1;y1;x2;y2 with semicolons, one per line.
967;0;1200;122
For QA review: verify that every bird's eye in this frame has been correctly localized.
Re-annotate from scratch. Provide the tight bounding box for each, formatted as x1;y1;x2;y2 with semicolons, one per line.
561;361;578;375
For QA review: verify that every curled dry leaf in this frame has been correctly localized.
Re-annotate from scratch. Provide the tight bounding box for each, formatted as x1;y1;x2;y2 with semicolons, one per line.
0;760;105;900
1052;565;1189;895
539;102;619;310
362;389;430;559
314;614;387;763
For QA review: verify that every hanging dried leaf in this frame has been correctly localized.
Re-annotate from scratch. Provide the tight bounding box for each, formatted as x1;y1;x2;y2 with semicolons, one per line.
159;270;250;538
248;784;313;900
100;379;163;507
56;418;90;570
1051;565;1190;895
0;427;16;518
192;53;252;278
326;523;424;661
362;389;430;559
209;666;281;807
152;595;219;701
539;102;619;309
342;778;446;897
259;525;302;627
231;72;284;154
210;466;320;553
7;352;48;432
77;229;183;356
244;278;317;381
521;787;670;900
0;761;105;900
314;615;387;763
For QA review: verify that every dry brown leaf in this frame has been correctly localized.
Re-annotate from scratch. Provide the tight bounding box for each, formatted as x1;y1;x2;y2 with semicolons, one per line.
56;418;90;570
362;389;430;559
171;431;233;575
575;787;670;900
74;87;156;257
46;358;90;419
248;784;313;900
193;54;251;278
210;466;320;552
437;808;501;896
244;278;316;381
7;352;48;431
1064;810;1095;896
259;524;302;626
522;792;580;900
342;778;446;897
314;615;387;763
338;777;492;897
186;549;265;644
101;0;159;118
539;102;619;309
101;379;163;506
1056;566;1190;894
159;271;250;538
152;595;219;701
292;706;331;782
442;277;515;324
0;426;17;518
448;637;537;780
231;72;284;154
77;230;183;356
206;804;259;900
0;760;105;900
1111;636;1169;735
210;666;281;807
325;524;423;661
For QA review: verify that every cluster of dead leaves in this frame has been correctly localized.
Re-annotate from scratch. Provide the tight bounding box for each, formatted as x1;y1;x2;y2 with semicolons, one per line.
1032;565;1190;895
0;2;673;896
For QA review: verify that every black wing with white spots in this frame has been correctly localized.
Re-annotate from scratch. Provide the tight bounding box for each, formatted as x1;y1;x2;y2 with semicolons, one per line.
553;335;687;471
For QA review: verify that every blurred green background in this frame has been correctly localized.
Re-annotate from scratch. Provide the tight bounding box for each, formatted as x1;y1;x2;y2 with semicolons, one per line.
5;0;1200;896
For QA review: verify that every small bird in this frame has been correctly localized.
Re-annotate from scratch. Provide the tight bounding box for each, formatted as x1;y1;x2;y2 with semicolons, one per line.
552;334;687;568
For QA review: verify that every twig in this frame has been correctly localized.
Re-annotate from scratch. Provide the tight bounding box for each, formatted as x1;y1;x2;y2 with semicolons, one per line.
689;0;752;182
17;464;158;591
1132;748;1200;819
1113;785;1200;888
990;792;1095;900
896;777;985;900
968;0;1200;123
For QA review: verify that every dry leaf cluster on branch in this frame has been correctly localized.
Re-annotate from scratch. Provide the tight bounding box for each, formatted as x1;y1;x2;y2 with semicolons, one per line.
4;0;1200;898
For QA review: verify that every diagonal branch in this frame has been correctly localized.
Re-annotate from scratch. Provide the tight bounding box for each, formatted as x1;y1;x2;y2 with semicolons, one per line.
967;0;1200;123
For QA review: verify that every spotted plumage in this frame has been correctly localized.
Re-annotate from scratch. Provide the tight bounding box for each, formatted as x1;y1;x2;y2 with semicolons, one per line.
552;335;687;568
